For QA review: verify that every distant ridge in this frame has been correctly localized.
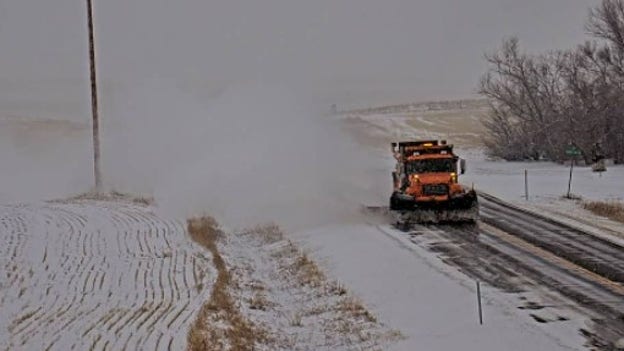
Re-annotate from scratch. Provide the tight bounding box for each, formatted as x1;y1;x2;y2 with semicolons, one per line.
342;98;488;115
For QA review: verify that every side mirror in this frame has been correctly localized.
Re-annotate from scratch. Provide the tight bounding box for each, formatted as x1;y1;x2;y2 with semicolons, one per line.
460;159;466;174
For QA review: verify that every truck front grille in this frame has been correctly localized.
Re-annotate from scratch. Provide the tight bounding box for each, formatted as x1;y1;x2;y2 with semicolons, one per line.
422;184;449;196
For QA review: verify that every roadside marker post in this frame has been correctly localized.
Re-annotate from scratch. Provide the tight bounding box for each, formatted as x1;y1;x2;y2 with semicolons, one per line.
476;281;483;325
524;169;528;201
566;159;574;198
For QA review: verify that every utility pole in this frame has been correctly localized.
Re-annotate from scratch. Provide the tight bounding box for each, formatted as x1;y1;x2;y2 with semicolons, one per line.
86;0;102;192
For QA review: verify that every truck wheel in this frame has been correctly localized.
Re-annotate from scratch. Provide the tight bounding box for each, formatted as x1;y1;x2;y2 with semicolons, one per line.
390;193;401;211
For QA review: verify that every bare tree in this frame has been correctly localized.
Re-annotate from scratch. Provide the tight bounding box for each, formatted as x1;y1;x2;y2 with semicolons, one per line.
586;1;624;163
587;0;624;56
479;38;567;160
480;0;624;164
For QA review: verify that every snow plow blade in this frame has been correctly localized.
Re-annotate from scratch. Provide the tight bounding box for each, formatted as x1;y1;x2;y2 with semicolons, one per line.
389;190;479;225
392;204;478;226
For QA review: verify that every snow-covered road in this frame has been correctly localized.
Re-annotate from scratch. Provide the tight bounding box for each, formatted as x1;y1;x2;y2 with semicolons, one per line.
0;200;213;350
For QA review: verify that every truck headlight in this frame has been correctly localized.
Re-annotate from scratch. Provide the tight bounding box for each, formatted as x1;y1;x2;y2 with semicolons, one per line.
450;172;457;183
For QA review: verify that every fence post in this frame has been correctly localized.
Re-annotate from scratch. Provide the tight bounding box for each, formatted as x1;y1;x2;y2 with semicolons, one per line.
566;159;574;198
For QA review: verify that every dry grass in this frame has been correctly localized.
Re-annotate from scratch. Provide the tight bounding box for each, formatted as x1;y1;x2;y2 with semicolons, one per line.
248;292;271;311
240;223;284;244
291;252;325;287
303;304;329;317
337;297;377;323
289;312;303;327
58;191;154;206
325;280;348;296
187;216;267;351
110;190;154;206
245;224;326;287
583;201;624;223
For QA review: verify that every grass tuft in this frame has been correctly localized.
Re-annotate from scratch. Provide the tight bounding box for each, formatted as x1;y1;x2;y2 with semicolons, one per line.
337;297;377;323
583;201;624;223
240;223;283;244
249;292;270;311
289;312;303;327
291;252;325;287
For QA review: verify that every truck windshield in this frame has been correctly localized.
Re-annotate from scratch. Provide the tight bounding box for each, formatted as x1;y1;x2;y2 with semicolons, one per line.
407;159;455;173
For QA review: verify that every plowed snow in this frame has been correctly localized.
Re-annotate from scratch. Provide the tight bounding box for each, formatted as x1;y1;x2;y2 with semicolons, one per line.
0;200;214;350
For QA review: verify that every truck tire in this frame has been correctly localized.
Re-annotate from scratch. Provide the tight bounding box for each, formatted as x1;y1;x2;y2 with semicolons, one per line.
390;193;401;211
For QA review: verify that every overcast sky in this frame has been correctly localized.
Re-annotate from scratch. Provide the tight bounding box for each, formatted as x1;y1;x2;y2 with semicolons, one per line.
0;0;596;111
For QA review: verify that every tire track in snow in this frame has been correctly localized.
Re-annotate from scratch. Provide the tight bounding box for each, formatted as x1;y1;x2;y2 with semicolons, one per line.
0;201;214;351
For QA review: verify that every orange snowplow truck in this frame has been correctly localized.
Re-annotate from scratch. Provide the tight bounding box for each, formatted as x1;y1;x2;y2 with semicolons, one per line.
390;140;478;223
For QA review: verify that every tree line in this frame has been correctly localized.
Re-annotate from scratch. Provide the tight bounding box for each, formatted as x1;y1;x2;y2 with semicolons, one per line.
480;0;624;164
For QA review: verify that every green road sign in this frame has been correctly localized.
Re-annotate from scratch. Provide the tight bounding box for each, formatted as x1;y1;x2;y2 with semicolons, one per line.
565;146;581;156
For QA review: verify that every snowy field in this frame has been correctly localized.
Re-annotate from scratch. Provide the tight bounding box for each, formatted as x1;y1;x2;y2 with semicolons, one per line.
0;200;213;350
462;149;624;203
